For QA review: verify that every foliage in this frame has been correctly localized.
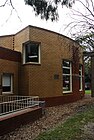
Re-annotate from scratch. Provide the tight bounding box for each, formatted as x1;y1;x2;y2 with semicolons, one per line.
75;33;94;52
35;106;94;140
75;32;94;84
24;0;75;21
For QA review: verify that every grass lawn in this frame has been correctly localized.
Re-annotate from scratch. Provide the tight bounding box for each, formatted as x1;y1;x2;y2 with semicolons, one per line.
34;106;94;140
85;90;91;94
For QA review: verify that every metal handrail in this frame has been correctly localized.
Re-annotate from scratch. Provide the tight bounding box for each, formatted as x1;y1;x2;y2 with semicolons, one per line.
0;96;39;116
0;95;39;103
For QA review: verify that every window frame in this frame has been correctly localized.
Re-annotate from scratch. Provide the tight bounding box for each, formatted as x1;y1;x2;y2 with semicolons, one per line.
2;73;13;94
79;65;83;91
23;41;41;64
62;60;72;93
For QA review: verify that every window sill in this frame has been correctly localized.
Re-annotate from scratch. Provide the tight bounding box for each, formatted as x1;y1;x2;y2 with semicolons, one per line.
2;92;13;95
22;62;41;66
63;91;72;94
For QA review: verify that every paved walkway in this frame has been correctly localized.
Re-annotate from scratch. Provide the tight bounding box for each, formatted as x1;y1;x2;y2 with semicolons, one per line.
84;94;92;99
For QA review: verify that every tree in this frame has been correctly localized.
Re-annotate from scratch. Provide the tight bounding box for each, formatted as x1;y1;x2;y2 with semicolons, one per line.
76;33;94;96
72;0;94;96
24;0;75;21
0;0;75;21
0;0;75;23
0;0;93;29
76;33;93;85
76;33;94;51
76;32;94;96
62;0;94;37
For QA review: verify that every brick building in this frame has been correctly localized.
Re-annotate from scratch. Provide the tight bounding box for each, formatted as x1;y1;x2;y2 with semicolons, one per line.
0;25;84;106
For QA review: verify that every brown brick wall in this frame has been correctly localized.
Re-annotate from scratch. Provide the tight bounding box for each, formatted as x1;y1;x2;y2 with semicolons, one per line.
0;47;21;95
19;65;29;96
26;27;70;97
0;35;14;50
40;92;84;107
17;26;84;100
14;27;29;52
0;59;20;95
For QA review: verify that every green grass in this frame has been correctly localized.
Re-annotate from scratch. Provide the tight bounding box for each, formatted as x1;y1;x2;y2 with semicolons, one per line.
34;106;94;140
85;90;91;94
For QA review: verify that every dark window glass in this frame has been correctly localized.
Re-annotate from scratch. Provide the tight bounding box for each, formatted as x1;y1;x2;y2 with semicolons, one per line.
2;74;11;92
3;86;11;92
63;68;70;74
25;43;39;63
63;75;70;91
63;61;70;67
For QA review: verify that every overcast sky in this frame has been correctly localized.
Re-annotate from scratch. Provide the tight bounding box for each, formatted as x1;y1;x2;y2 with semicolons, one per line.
0;0;89;37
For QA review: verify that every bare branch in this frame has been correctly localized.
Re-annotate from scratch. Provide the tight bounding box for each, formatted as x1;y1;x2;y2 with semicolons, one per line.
9;0;22;22
0;0;8;7
77;0;94;17
62;0;94;39
90;0;94;11
0;0;22;23
3;9;13;24
9;0;15;9
71;8;94;22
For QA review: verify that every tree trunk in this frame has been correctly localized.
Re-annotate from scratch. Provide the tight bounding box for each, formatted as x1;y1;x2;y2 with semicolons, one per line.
91;56;94;97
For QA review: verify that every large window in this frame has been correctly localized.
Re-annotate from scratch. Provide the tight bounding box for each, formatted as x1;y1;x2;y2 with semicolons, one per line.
23;41;40;64
79;65;83;91
2;74;13;93
63;60;72;93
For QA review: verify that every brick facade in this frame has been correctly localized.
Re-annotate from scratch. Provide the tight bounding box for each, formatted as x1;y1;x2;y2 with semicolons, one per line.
0;25;85;106
0;46;21;95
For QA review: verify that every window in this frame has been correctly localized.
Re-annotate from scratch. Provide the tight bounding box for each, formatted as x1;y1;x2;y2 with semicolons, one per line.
23;41;40;64
63;60;72;93
79;65;83;91
2;74;13;93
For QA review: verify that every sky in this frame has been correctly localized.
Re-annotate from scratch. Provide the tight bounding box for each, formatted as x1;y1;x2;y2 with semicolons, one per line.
0;0;90;37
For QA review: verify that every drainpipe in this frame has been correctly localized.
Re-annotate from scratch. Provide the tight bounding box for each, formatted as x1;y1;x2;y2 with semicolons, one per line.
91;55;94;97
